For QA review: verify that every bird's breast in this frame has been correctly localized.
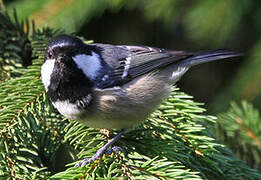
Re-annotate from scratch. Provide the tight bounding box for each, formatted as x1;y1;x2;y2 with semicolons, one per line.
79;73;173;129
52;100;83;119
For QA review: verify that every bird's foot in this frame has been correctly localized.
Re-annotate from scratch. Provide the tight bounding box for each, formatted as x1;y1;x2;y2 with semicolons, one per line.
75;146;125;167
75;130;125;167
105;146;125;155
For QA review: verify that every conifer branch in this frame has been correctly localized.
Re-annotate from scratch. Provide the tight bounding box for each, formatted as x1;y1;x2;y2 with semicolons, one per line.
217;101;261;170
51;90;261;179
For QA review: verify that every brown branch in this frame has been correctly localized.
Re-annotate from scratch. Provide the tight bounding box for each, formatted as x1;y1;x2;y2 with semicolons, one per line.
116;154;133;180
128;164;168;179
166;118;204;156
236;117;261;148
7;157;16;180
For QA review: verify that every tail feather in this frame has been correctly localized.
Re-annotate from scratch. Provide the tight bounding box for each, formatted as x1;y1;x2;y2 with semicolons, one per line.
182;49;242;67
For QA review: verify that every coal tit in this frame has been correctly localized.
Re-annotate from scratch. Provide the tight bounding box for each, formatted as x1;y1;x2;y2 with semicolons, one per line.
41;34;241;166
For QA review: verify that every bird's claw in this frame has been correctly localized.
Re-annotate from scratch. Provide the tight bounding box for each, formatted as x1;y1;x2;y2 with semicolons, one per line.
75;146;125;167
105;146;125;155
75;158;91;167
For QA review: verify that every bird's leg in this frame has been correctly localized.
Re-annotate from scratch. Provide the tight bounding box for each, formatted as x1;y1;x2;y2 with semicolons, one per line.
75;129;125;167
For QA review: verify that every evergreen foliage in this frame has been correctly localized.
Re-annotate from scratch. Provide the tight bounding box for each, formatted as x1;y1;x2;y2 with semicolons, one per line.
0;7;31;81
52;91;261;179
217;101;261;171
0;4;261;180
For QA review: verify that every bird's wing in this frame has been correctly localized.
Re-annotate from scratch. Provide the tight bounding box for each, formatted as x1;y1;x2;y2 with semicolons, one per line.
90;43;192;88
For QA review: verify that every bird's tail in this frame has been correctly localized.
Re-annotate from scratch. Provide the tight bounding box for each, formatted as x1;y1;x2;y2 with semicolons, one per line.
181;49;242;67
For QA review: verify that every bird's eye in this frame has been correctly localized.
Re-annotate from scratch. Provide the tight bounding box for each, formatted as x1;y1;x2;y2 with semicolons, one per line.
48;51;53;59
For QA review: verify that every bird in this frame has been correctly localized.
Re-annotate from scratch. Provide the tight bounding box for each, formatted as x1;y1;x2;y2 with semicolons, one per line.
41;34;241;167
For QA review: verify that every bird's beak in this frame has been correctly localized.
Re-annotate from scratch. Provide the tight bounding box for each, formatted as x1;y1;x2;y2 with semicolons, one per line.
57;54;67;63
56;54;72;67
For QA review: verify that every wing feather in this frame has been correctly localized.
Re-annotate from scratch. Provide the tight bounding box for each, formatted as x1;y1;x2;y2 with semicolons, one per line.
90;43;191;88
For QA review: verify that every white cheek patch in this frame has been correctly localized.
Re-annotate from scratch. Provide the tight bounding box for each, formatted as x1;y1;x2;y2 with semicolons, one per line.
41;59;55;90
73;52;101;80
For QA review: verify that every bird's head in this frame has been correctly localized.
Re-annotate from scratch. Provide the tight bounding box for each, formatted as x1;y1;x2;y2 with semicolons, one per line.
41;35;98;102
45;34;89;65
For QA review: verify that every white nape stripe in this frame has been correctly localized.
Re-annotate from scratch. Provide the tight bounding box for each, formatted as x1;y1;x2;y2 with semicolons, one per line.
41;59;55;90
125;46;131;50
73;52;101;80
121;57;131;79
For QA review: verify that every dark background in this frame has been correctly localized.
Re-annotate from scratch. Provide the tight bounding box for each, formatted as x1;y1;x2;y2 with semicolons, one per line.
6;0;258;112
78;8;242;108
